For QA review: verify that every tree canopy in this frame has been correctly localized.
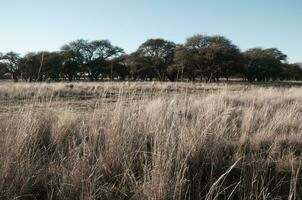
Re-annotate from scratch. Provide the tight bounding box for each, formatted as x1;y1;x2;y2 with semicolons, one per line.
61;39;124;81
0;35;301;82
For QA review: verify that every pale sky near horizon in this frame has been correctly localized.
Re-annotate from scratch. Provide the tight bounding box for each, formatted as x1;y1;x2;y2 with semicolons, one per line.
0;0;301;63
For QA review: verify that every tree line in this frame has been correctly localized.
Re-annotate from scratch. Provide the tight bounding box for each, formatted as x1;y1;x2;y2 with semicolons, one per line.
0;34;301;82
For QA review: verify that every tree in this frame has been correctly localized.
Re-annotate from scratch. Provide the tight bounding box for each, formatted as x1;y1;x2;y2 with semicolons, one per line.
126;52;156;80
19;52;63;82
244;48;287;82
136;38;176;81
184;35;242;82
43;52;64;81
0;63;8;79
61;59;78;81
0;36;299;83
0;53;6;78
0;52;21;82
280;63;302;81
170;45;197;81
19;52;40;81
61;39;124;81
103;55;130;81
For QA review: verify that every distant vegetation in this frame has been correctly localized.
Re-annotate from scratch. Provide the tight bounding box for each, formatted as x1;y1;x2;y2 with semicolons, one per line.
0;35;301;82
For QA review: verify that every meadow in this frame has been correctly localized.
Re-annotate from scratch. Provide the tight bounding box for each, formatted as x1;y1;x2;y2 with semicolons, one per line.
1;81;302;199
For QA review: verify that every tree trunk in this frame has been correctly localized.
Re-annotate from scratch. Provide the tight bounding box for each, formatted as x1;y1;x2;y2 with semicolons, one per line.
12;73;18;82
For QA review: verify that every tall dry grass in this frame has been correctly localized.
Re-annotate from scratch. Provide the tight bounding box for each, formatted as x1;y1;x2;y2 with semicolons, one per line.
0;82;302;199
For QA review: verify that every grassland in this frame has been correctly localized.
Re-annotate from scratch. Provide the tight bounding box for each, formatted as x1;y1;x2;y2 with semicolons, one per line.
1;81;302;199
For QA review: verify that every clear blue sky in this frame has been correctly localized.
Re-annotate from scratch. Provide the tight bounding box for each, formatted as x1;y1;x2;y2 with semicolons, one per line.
0;0;301;63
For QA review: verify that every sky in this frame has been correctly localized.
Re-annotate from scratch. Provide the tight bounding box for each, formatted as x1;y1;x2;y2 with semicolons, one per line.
0;0;301;63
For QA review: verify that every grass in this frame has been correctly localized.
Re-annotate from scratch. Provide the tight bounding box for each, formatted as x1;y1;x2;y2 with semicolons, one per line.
1;81;302;199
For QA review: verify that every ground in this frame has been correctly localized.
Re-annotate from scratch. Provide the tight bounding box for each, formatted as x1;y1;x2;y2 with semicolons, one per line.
1;81;302;199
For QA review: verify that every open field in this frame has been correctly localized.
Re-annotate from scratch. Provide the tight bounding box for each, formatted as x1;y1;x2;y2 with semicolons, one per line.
1;81;302;199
